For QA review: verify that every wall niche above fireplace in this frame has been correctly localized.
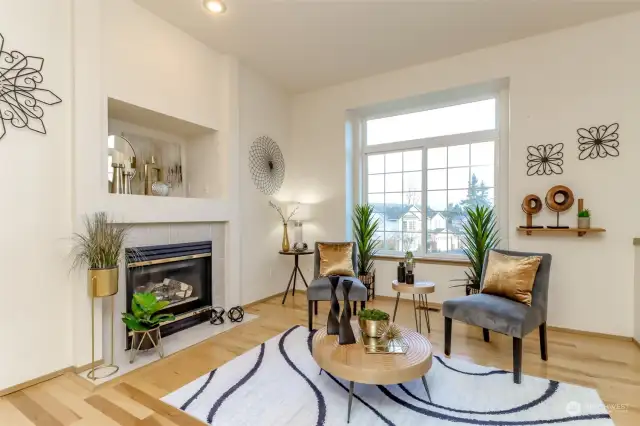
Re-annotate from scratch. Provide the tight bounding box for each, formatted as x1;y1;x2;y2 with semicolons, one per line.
108;98;220;200
125;241;213;349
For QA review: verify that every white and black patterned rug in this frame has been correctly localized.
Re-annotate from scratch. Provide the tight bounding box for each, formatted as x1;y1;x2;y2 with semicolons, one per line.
162;326;613;425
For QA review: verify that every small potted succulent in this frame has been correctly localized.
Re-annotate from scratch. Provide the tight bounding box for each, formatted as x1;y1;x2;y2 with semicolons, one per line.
405;251;415;284
358;308;390;338
405;251;415;273
577;209;591;229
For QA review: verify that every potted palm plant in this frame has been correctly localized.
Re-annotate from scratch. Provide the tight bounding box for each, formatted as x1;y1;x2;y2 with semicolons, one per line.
353;204;380;298
460;206;500;295
122;292;175;359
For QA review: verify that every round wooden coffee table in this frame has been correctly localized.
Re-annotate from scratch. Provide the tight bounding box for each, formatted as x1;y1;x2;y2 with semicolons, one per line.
312;323;432;423
392;280;436;333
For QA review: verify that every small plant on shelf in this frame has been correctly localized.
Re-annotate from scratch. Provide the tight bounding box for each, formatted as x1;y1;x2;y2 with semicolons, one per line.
578;209;590;218
358;308;390;321
577;208;591;229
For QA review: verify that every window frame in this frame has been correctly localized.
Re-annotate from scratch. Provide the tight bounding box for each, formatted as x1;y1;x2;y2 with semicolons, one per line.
359;89;507;260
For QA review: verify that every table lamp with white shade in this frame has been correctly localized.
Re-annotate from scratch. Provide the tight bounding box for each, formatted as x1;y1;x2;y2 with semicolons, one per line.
287;203;311;250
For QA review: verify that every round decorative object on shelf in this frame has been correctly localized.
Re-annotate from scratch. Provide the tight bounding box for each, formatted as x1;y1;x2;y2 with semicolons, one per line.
519;194;544;230
228;306;245;323
249;135;285;195
210;306;226;325
521;194;543;215
545;185;574;212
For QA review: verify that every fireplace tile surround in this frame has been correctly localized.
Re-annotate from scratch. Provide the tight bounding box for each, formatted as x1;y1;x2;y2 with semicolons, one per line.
78;221;242;384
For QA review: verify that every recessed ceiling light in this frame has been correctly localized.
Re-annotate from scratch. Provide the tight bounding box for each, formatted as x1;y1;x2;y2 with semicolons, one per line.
203;0;226;14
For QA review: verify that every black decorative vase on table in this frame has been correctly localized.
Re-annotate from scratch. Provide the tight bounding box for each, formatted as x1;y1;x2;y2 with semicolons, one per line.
327;275;341;335
339;280;357;345
397;262;406;283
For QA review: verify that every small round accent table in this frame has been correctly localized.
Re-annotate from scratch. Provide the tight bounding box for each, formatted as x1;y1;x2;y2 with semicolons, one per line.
312;323;432;423
392;280;436;333
279;250;313;304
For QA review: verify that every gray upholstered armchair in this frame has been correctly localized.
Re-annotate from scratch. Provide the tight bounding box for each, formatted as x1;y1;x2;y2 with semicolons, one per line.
442;249;552;384
306;242;368;331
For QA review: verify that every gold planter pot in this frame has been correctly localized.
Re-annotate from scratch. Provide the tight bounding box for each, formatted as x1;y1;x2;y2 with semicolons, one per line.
87;266;120;380
358;318;389;338
129;327;164;364
88;267;119;297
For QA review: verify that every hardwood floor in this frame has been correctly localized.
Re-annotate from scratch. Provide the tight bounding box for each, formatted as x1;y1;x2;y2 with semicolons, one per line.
2;294;639;425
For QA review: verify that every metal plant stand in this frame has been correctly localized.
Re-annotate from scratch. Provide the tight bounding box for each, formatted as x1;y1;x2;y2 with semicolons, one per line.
129;328;164;364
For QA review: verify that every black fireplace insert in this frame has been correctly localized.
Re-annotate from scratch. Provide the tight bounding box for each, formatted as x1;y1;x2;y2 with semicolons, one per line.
125;241;213;349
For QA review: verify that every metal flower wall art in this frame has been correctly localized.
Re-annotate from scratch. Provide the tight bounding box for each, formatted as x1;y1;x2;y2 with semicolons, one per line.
526;143;564;176
249;135;285;195
577;123;620;160
0;33;62;141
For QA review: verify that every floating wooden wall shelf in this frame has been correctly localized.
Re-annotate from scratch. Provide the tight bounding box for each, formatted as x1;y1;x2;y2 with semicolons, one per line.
516;227;606;237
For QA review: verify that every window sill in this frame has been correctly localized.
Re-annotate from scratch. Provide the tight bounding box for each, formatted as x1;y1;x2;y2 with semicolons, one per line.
373;254;470;267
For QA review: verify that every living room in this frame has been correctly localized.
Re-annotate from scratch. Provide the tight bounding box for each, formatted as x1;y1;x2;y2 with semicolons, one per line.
1;0;639;425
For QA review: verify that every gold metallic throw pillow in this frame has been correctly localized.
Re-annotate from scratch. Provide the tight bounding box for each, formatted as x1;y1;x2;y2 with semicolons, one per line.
481;251;542;306
318;243;355;277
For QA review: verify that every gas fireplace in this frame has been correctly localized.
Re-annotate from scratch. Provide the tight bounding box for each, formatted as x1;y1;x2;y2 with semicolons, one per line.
125;241;213;349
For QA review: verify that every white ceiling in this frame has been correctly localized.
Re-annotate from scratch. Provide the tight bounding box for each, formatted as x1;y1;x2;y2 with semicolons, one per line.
134;0;640;93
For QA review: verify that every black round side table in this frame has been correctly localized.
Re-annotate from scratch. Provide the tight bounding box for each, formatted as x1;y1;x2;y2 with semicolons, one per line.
279;250;313;304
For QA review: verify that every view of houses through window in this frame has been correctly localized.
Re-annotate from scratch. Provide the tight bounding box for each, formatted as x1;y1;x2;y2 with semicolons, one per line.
363;97;498;257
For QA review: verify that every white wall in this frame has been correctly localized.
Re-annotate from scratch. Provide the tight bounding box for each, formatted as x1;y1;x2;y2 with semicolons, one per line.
70;0;244;370
102;0;224;130
0;0;291;391
290;12;640;337
238;65;293;304
0;0;73;389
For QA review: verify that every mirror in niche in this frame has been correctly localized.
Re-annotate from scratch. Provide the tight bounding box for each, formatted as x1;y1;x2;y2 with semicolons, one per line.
107;131;184;197
108;134;137;194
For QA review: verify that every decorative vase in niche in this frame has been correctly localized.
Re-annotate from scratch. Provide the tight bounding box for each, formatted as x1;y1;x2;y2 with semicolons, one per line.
151;181;170;197
577;217;590;229
327;275;340;335
339;280;356;345
281;223;290;252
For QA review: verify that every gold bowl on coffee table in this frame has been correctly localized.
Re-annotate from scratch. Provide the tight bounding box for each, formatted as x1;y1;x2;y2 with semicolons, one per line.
358;318;389;338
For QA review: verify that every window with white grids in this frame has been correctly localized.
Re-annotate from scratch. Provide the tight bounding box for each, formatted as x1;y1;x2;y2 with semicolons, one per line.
363;96;500;257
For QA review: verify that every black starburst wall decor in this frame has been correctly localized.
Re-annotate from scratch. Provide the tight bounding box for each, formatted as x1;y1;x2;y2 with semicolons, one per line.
577;123;620;160
526;143;564;176
0;33;62;141
249;135;285;195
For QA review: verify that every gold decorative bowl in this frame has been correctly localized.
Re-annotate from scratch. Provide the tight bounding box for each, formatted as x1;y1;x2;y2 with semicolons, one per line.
358;318;389;338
